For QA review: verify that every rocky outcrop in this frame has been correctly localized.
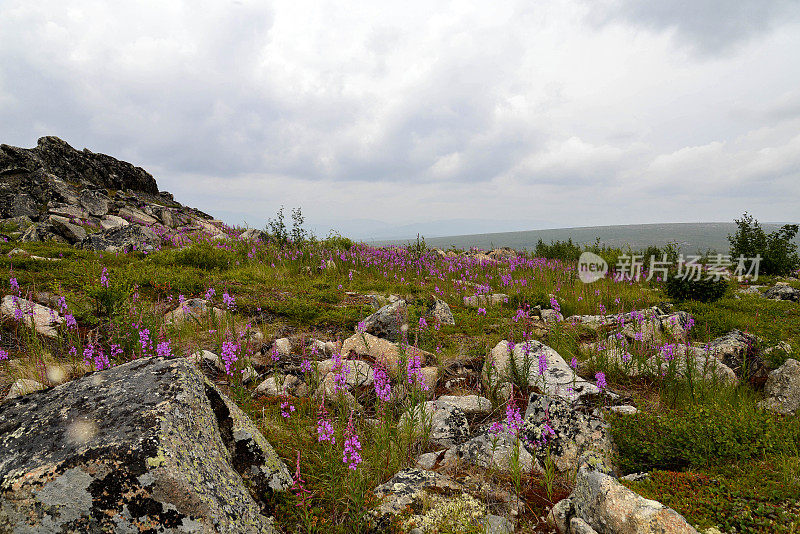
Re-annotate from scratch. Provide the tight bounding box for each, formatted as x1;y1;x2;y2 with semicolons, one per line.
0;136;158;203
0;137;229;249
0;356;291;533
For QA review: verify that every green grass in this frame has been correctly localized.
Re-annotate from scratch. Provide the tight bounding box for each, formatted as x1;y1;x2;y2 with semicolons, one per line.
1;235;799;532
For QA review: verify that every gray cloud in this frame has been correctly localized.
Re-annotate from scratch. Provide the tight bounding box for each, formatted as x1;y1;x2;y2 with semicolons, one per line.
590;0;800;55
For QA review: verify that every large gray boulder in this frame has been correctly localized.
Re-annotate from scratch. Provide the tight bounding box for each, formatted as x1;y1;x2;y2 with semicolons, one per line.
759;358;800;415
359;299;407;340
549;465;697;534
49;215;87;244
0;356;291;533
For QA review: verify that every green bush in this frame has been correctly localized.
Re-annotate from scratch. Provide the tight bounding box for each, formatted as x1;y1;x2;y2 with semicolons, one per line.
664;272;728;302
152;243;232;271
609;397;800;473
535;238;582;261
729;212;800;276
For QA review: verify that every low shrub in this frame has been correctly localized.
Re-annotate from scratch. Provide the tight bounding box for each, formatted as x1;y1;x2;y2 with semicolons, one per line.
664;273;728;303
609;393;800;473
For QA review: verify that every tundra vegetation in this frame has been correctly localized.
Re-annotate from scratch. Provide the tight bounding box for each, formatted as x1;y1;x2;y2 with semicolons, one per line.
1;210;799;534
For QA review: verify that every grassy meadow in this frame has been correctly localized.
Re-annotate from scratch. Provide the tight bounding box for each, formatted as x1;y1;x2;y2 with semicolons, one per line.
1;232;799;533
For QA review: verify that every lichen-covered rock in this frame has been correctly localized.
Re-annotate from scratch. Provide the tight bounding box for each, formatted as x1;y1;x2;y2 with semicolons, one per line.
429;297;455;326
4;378;46;400
0;356;291;533
253;374;309;398
49;215;87;243
521;393;614;475
558;465;698;534
81;224;163;253
483;340;600;401
0;295;63;337
705;329;766;381
437;395;492;415
79;188;110;217
445;427;534;475
359;299;407;340
315;358;375;388
759;358;800;415
372;468;466;525
398;400;470;448
763;283;800;302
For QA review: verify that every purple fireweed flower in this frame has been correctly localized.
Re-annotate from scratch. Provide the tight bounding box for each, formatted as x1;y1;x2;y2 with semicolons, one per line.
57;296;67;312
622;352;632;363
595;372;607;390
418;317;427;331
156;340;172;358
139;329;152;357
222;291;236;311
221;340;239;375
356;320;367;334
9;277;19;294
570;356;578;369
281;399;296;418
93;349;111;371
477;307;486;316
538;349;548;376
0;348;8;361
374;367;391;403
505;398;524;436
82;344;95;367
406;351;427;390
205;287;215;301
489;420;505;437
342;411;362;470
301;358;312;373
316;402;335;444
100;267;109;288
332;352;351;392
549;297;560;313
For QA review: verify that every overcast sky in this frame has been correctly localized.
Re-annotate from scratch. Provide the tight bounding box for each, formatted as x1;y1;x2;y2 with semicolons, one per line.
1;0;799;237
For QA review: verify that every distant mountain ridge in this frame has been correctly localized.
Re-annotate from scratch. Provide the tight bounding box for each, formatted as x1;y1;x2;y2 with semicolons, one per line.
374;221;800;254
